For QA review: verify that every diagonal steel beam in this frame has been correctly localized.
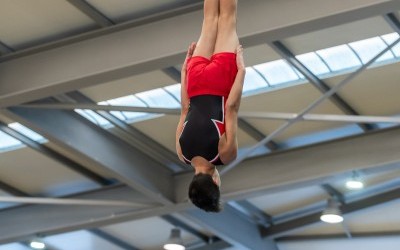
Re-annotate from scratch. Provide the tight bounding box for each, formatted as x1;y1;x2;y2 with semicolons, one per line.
384;13;400;33
66;0;114;27
219;36;400;176
0;41;13;55
229;200;273;227
270;41;376;131
0;121;112;186
161;215;210;243
4;104;174;204
183;204;279;250
62;91;185;172
89;229;139;250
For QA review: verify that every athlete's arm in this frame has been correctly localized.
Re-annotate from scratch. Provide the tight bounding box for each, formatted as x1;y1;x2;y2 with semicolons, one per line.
176;43;196;162
219;45;245;164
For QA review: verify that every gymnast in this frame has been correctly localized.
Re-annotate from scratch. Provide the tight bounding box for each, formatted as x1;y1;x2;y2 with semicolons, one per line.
176;0;245;212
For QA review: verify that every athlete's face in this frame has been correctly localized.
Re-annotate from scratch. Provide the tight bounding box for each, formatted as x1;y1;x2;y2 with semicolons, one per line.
212;168;221;187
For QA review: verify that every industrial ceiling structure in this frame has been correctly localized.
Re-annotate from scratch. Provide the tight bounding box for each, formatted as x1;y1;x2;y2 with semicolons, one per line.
1;0;400;249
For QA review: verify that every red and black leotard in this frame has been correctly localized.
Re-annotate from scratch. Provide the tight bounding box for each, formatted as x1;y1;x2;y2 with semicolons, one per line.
179;52;238;166
179;95;226;165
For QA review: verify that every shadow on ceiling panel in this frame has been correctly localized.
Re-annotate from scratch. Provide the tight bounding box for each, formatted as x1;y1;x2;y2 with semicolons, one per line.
0;147;100;196
100;217;199;250
86;0;199;23
0;0;97;49
325;62;400;116
248;185;326;216
283;16;392;54
80;70;176;103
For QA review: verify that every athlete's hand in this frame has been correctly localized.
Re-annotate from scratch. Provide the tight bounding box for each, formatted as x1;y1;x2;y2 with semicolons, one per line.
236;45;245;71
182;42;196;73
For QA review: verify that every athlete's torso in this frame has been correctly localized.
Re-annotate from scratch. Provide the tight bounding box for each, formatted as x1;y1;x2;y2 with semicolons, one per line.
179;95;226;165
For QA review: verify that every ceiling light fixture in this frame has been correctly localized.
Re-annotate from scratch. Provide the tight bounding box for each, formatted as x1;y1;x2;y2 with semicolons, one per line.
320;198;343;224
346;171;364;189
29;239;46;250
163;228;185;250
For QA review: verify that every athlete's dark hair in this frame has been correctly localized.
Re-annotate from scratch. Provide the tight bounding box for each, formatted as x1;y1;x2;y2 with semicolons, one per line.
188;173;222;212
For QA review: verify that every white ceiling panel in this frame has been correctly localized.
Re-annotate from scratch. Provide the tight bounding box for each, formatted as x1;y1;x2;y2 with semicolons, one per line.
327;62;400;116
87;0;195;23
245;44;281;66
0;0;96;48
80;70;176;102
248;186;327;216
283;16;392;54
0;147;99;196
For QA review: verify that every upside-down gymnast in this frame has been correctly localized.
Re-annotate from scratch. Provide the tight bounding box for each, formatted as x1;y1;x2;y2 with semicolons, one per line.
176;0;245;212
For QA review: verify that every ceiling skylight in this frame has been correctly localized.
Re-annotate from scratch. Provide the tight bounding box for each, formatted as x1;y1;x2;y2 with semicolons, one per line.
8;123;47;143
253;60;300;85
74;109;112;127
0;123;47;152
100;95;148;121
316;44;362;71
164;84;181;102
0;131;22;152
349;37;394;63
243;67;269;92
381;33;400;57
136;88;180;108
296;52;331;75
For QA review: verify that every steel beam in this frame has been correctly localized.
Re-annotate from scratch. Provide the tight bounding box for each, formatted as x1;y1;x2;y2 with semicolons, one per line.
270;41;375;131
5;106;174;204
162;215;210;243
1;0;399;107
229;200;273;227
66;0;114;27
0;41;13;55
262;184;400;238
0;121;112;186
183;205;279;250
18;104;400;124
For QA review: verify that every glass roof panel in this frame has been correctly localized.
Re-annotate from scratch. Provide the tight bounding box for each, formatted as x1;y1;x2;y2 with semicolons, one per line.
243;67;269;93
253;60;300;85
381;32;400;57
296;52;331;75
164;84;181;102
8;123;47;143
0;131;22;152
101;95;148;121
349;37;393;63
74;109;111;127
316;44;362;71
136;88;180;108
0;243;29;250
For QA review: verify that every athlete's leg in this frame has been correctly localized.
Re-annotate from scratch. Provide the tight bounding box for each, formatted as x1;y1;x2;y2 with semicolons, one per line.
193;0;219;59
214;0;239;53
